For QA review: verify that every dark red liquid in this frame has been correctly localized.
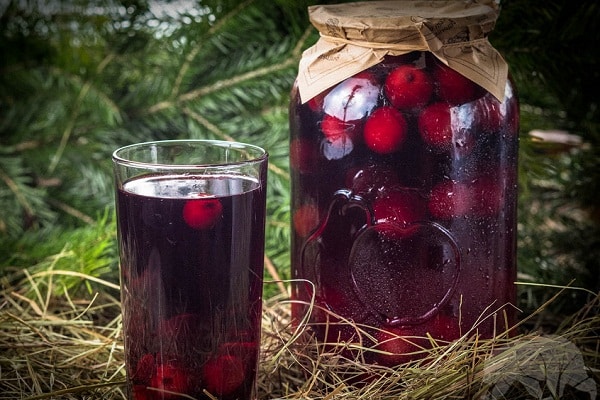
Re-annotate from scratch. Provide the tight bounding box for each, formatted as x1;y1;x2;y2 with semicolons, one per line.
290;52;519;365
116;174;266;399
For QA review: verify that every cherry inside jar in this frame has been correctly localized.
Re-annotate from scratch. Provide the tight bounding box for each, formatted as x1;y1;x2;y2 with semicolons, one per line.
290;52;519;365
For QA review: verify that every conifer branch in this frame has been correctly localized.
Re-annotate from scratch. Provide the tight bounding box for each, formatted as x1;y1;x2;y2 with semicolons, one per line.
182;106;235;141
0;166;34;220
49;100;81;174
46;198;95;226
170;0;255;99
148;57;298;114
47;53;118;174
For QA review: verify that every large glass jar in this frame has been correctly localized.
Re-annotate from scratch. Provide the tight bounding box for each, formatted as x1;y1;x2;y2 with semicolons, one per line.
289;1;519;365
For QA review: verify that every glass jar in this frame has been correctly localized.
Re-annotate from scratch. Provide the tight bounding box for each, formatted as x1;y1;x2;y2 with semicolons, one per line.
289;1;519;365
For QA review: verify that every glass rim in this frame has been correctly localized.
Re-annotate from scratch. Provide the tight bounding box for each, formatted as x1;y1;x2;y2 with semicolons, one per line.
112;139;268;169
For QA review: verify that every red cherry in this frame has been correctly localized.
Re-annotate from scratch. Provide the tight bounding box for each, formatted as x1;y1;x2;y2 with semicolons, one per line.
427;179;471;219
373;189;426;227
428;177;503;219
418;102;452;149
433;62;483;105
182;197;222;229
384;64;433;110
132;353;155;384
419;102;478;155
150;362;191;399
320;114;361;160
363;106;408;154
374;326;423;366
320;113;362;142
471;176;504;217
323;71;380;121
202;354;245;396
292;203;320;237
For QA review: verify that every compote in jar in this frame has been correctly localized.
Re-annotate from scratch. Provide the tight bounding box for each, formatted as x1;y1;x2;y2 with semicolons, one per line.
289;1;519;365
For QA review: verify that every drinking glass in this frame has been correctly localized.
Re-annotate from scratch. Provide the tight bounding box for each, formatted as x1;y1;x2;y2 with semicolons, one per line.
113;140;268;399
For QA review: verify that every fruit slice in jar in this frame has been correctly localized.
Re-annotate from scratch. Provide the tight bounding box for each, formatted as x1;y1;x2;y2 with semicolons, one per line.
322;71;380;121
349;221;460;326
321;113;362;143
320;113;363;160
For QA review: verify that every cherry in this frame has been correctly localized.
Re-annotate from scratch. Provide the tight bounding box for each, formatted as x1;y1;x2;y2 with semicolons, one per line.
149;362;191;399
374;326;423;366
320;113;362;143
320;114;360;160
428;177;504;219
384;64;433;110
471;176;504;217
363;106;408;154
433;62;484;105
418;101;477;156
202;354;245;396
182;197;222;229
292;203;320;237
427;179;471;220
418;102;452;149
373;188;426;227
133;353;155;384
323;71;380;122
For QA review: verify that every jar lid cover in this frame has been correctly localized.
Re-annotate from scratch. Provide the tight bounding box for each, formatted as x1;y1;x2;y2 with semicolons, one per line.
297;0;508;103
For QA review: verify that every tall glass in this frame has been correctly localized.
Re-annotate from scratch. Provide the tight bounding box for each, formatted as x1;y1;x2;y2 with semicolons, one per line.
113;140;268;400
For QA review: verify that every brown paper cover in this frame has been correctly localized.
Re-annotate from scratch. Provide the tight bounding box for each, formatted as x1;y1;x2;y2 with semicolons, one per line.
297;0;508;103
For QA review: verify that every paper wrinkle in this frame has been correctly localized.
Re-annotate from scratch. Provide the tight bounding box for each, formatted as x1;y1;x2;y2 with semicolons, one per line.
297;1;508;104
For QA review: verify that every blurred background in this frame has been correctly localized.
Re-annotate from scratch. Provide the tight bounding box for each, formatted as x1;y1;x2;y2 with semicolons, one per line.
1;0;598;328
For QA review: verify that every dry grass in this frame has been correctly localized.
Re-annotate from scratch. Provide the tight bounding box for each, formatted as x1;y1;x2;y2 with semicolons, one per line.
1;270;598;399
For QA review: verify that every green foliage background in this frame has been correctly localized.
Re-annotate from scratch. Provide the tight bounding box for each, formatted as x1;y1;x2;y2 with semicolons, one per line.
1;0;598;319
